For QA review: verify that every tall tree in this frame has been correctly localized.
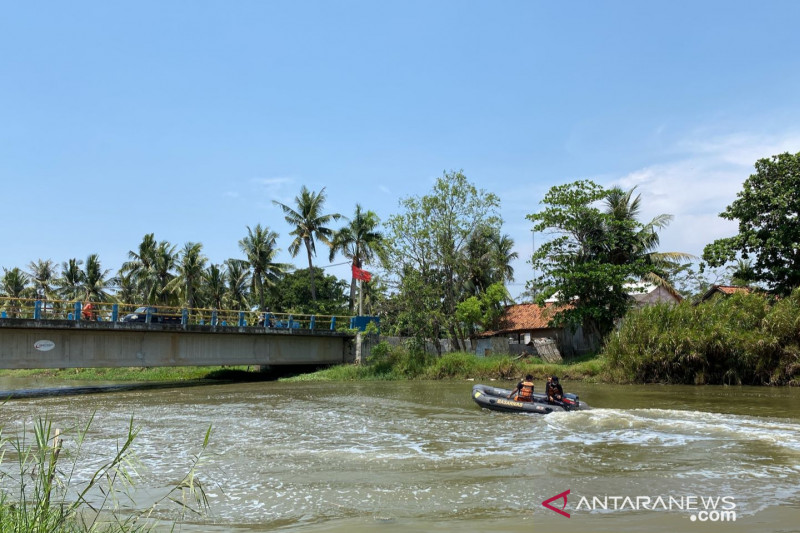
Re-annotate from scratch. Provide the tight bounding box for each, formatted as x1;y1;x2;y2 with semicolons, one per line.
238;224;287;311
270;267;348;315
167;242;207;309
57;258;85;301
273;186;342;302
463;225;518;298
82;253;114;302
27;259;58;301
384;170;502;352
1;267;30;317
703;151;800;296
225;258;251;310
202;264;226;310
114;270;138;305
603;186;693;290
120;233;158;302
329;204;386;313
527;180;656;342
151;241;178;304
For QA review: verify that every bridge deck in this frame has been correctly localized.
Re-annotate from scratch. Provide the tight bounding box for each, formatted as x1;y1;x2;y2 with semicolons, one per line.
0;319;356;369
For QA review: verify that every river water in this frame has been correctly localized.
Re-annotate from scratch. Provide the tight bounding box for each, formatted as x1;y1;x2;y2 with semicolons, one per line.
1;379;798;532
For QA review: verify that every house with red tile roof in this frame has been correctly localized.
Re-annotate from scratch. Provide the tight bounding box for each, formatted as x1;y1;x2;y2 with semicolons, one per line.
476;302;589;357
478;283;682;357
700;284;752;303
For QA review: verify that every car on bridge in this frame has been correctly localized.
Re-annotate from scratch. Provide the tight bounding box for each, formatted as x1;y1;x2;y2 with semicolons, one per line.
120;306;181;324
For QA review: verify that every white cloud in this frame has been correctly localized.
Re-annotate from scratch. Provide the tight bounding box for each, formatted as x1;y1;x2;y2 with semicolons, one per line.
250;176;297;206
609;131;800;257
503;130;799;300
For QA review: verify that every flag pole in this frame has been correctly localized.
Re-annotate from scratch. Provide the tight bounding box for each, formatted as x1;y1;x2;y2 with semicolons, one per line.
358;279;363;315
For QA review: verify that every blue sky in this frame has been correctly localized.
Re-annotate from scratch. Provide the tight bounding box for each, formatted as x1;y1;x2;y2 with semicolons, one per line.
2;1;799;298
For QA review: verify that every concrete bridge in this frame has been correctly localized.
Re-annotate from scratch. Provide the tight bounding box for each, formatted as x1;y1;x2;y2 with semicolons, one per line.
0;318;359;369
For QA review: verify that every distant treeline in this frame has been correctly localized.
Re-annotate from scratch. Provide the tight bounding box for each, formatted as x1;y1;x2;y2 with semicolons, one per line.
604;289;800;385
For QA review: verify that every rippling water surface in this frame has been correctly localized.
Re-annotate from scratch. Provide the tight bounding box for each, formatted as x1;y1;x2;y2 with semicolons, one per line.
1;379;798;532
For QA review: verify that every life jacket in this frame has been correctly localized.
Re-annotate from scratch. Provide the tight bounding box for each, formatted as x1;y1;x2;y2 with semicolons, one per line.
547;383;563;401
517;381;535;402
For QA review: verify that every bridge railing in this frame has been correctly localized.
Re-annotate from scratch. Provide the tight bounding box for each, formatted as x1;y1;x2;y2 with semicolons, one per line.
0;297;357;332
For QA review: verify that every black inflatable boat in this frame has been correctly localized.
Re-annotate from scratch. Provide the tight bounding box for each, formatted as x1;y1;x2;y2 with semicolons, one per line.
471;384;590;414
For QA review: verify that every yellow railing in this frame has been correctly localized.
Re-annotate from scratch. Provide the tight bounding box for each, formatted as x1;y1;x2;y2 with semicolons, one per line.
0;297;355;331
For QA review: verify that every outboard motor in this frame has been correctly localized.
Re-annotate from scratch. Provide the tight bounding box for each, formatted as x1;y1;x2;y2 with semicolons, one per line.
561;393;580;410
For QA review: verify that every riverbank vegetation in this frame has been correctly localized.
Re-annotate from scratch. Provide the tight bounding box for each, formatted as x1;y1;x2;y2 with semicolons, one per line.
283;346;606;383
2;153;800;386
0;415;210;532
605;289;800;386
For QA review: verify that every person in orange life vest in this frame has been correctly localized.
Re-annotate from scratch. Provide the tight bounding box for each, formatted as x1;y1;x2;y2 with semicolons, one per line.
546;375;564;404
81;302;96;321
508;374;535;402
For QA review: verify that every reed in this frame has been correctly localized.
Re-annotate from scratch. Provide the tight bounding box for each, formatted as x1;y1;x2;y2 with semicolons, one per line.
0;414;211;532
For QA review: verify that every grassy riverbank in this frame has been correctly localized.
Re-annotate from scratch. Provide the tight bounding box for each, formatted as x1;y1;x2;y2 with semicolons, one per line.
0;354;607;384
282;351;607;382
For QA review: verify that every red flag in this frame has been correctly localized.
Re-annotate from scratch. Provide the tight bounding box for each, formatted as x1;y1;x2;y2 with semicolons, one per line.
352;265;372;282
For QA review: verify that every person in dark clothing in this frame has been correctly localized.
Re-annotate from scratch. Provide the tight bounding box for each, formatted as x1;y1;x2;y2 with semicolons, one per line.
509;374;535;402
546;375;564;404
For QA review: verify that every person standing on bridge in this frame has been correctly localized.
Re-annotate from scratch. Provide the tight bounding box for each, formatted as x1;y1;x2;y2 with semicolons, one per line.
82;302;96;321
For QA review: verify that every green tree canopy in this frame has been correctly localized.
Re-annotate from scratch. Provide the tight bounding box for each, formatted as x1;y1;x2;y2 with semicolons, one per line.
270;267;348;315
703;151;800;296
527;180;676;342
238;224;287;311
166;242;208;309
384;170;503;352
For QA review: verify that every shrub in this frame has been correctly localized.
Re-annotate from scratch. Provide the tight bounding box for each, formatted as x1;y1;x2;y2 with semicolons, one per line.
604;289;800;385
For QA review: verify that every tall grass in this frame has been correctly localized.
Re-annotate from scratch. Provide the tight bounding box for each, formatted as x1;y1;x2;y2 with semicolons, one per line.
282;341;606;383
604;289;800;385
0;414;211;532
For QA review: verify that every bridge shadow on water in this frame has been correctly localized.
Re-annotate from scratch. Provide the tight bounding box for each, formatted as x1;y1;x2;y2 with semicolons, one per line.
0;365;326;400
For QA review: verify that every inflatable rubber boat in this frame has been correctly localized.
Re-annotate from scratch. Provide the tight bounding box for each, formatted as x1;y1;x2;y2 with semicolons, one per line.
471;384;590;414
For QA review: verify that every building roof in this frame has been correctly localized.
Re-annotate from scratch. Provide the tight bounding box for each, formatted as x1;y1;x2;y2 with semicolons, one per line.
700;284;752;302
481;303;564;337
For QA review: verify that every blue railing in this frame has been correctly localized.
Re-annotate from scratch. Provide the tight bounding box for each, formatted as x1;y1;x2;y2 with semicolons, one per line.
0;297;378;331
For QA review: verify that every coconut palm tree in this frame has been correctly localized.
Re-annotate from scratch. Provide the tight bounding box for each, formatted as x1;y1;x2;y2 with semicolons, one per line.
1;267;31;317
730;258;755;287
167;242;207;309
329;205;385;313
114;270;138;305
150;241;178;304
462;226;517;300
273;187;341;302
238;224;288;311
27;259;58;301
82;253;114;302
491;232;518;284
57;258;85;301
202;264;226;311
603;186;694;290
120;233;158;303
225;259;250;310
